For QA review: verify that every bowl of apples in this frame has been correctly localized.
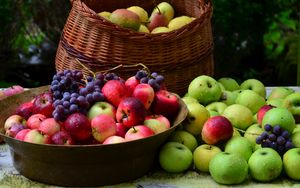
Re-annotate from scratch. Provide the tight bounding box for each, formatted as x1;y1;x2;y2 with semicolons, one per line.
0;68;188;187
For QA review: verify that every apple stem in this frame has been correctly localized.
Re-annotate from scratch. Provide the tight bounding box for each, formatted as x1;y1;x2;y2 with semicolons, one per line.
132;126;137;133
235;128;262;136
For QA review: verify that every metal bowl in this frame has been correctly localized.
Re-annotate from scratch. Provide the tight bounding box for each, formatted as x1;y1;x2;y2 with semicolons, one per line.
0;86;188;186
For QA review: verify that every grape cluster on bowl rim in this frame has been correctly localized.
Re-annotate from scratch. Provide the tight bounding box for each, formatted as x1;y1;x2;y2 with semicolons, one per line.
50;69;165;122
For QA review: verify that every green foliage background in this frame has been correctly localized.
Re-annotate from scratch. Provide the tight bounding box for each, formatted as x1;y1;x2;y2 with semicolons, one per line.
0;0;299;87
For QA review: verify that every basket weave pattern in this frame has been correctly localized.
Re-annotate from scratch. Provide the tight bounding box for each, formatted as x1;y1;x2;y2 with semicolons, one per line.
55;0;214;95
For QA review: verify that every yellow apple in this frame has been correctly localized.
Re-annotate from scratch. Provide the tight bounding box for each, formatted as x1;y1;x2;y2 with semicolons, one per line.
183;102;210;136
151;26;171;33
127;6;148;23
193;144;222;172
138;24;150;33
168;16;194;31
98;11;111;20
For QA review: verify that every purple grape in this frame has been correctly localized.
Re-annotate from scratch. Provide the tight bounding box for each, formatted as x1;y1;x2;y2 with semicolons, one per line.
261;132;269;139
273;125;282;135
268;133;276;142
155;75;165;84
285;141;294;150
151;72;158;78
69;104;79;113
264;124;272;132
269;141;278;150
262;140;271;148
104;73;114;80
79;88;88;96
92;92;104;101
86;93;93;103
276;136;286;145
140;77;149;84
256;136;263;144
281;130;289;139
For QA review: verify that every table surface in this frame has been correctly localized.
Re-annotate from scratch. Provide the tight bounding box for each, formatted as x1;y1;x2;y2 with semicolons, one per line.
0;86;300;187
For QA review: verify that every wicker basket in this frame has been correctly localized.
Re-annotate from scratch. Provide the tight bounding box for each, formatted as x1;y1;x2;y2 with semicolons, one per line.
55;0;214;96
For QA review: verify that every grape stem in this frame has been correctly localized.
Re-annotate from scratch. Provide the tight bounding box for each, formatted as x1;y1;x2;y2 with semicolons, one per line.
75;59;151;77
234;128;262;136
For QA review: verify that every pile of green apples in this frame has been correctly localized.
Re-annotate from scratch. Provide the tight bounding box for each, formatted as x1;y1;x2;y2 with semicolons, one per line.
158;75;300;185
98;2;195;34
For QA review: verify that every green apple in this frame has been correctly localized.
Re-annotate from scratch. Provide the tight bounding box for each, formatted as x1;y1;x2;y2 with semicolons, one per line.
267;87;294;100
218;82;226;91
206;102;227;115
253;113;258;123
87;101;115;120
248;148;282;182
159;142;193;173
254;143;262;151
151;2;174;22
262;107;296;134
168;130;198;152
151;26;171;33
240;79;266;98
244;123;264;148
222;104;253;130
188;75;222;105
266;98;283;108
208;110;220;117
282;92;300;116
98;11;111;20
168;16;194;31
219;90;238;105
110;9;141;31
127;6;148;23
138;24;150;33
293;124;300;133
235;89;266;114
181;96;198;104
283;148;300;180
193;144;222;172
224;136;253;161
233;128;241;137
218;77;240;91
291;131;300;148
209;152;248;185
183;102;210;135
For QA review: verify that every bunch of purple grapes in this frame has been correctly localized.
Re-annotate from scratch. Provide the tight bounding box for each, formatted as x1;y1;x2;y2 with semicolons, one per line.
135;69;165;91
50;70;121;121
256;124;294;155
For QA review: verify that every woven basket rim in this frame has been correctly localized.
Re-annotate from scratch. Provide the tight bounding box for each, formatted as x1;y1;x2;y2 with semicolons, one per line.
70;0;213;41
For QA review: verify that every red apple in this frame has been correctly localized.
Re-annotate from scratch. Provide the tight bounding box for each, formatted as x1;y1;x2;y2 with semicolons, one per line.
116;97;146;128
201;116;233;145
116;122;128;137
27;114;47;129
144;114;170;134
102;80;130;107
125;76;140;95
15;128;31;141
132;83;155;110
151;90;180;120
64;113;91;141
23;129;52;144
15;101;34;119
51;130;75;145
147;11;168;31
38;118;61;136
32;92;54;117
5;123;26;137
4;114;26;131
103;135;126;144
125;125;155;141
91;114;117;143
257;105;275;126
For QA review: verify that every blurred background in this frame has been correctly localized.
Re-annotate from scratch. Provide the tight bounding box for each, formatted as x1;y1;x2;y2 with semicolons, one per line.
0;0;299;88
